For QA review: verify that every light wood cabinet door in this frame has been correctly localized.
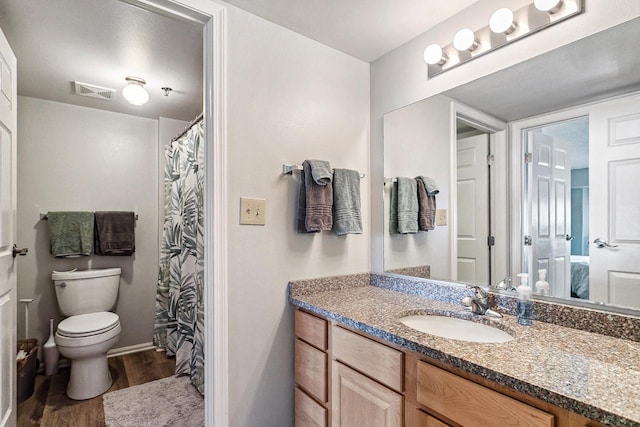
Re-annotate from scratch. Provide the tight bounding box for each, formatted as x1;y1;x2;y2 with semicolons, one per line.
332;361;402;427
295;339;328;403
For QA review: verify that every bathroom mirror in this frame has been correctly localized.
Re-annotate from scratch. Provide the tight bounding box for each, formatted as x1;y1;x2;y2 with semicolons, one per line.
383;17;640;313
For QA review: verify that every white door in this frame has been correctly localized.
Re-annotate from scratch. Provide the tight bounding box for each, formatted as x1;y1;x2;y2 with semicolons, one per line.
589;93;640;308
0;26;17;427
457;134;490;284
527;129;571;298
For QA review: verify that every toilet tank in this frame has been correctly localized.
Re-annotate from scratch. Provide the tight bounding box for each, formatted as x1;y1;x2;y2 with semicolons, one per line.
52;268;121;316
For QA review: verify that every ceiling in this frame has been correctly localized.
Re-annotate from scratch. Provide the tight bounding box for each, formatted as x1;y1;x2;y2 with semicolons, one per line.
0;0;479;120
223;0;479;62
0;0;203;121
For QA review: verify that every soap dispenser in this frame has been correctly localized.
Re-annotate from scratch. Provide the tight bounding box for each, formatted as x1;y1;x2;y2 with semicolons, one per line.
516;273;533;326
535;269;550;296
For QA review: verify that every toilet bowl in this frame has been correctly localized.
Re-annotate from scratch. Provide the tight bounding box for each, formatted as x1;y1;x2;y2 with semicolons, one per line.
55;312;121;400
52;268;122;400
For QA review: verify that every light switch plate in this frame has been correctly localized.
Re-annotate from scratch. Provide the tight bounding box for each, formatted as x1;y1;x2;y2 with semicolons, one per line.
435;209;447;226
240;197;266;225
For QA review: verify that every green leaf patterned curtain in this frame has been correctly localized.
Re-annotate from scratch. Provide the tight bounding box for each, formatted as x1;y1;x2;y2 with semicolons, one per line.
153;121;205;395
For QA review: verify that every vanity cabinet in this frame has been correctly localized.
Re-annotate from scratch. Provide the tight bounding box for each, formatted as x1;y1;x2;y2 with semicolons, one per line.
294;309;606;427
295;310;329;427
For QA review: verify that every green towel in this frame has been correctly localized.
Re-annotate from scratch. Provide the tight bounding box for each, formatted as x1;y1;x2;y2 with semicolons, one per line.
47;211;94;257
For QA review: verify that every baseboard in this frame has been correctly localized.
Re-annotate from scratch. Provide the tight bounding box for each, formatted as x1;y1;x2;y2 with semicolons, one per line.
107;342;155;358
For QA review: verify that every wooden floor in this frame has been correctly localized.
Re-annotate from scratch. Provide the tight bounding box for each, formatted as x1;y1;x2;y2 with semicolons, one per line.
17;349;176;427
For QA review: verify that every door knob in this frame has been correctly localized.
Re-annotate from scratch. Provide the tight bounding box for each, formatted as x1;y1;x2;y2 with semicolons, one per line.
565;234;574;241
593;238;618;248
12;244;29;257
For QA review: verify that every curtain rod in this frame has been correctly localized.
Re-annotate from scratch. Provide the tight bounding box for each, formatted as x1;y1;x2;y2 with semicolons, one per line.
171;112;204;142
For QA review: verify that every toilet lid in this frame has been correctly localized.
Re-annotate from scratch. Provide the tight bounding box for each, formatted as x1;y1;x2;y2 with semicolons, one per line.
57;312;120;337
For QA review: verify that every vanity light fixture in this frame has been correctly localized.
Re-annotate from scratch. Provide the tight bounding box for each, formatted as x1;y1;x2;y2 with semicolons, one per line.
489;8;517;35
424;0;583;78
122;76;149;106
423;44;447;66
453;28;479;52
534;0;563;13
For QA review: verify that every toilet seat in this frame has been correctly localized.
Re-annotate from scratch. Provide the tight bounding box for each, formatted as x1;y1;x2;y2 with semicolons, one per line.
57;312;120;338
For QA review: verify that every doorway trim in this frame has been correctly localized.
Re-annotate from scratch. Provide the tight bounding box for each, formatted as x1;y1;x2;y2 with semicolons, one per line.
122;1;228;425
450;101;507;283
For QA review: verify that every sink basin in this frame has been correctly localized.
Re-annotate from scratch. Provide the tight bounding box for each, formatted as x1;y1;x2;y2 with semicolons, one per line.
399;315;514;343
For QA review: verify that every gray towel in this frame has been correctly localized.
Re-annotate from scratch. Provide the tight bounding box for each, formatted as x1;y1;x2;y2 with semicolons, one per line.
418;176;439;196
297;167;319;233
300;160;333;232
416;177;436;231
307;159;333;185
94;211;136;255
389;181;398;234
47;211;94;257
332;169;362;236
396;177;418;234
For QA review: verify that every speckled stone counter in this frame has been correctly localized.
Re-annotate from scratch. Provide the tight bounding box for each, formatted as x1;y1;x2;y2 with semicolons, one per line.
289;274;640;427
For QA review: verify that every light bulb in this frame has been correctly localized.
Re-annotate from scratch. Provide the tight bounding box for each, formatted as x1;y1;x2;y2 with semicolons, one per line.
490;8;517;34
122;76;149;106
534;0;563;13
453;28;478;52
423;44;447;65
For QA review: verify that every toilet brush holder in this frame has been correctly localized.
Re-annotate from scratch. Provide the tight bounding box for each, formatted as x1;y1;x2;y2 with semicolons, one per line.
43;318;59;376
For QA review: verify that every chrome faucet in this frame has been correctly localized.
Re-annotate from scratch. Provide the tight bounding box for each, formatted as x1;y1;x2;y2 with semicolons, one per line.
495;277;515;291
461;285;502;318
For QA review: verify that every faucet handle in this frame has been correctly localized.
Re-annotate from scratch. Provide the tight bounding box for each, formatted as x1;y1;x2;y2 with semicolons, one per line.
466;285;488;299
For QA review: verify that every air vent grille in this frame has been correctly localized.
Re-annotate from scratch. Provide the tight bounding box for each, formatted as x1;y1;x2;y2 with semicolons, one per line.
74;81;115;101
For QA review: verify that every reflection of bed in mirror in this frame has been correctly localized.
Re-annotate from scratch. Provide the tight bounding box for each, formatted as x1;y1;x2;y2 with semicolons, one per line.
570;255;589;300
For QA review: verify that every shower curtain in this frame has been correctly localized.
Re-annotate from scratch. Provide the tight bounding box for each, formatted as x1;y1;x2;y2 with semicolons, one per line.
153;120;205;395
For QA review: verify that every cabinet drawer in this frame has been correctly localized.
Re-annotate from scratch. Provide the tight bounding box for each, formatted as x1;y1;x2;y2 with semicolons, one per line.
417;362;554;427
295;387;326;427
332;325;403;392
295;339;328;403
417;411;451;427
296;310;328;350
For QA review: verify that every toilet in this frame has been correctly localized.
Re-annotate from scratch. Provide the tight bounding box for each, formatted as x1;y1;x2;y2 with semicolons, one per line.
52;268;122;400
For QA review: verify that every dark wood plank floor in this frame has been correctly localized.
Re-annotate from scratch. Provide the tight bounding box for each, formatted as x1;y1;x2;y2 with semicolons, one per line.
17;349;176;427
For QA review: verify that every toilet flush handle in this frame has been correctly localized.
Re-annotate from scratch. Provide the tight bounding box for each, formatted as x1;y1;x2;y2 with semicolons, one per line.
55;282;67;288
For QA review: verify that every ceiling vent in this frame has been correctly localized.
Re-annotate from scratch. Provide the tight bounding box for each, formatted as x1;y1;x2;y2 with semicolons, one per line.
73;81;115;101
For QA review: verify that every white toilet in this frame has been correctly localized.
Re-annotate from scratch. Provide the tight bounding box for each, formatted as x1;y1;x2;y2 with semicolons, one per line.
52;268;122;400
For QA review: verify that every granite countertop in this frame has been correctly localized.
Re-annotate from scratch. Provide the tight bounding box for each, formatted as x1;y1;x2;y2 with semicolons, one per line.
289;280;640;427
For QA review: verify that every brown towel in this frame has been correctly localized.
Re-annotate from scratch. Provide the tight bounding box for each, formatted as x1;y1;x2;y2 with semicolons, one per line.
94;211;136;255
301;160;333;232
416;178;436;231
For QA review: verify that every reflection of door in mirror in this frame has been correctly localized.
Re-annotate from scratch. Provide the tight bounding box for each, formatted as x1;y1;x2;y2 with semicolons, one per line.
590;94;640;309
520;92;640;309
456;131;490;285
525;124;574;299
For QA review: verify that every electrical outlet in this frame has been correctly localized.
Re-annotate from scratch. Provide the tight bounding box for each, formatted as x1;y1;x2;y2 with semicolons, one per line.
240;197;266;225
435;209;447;226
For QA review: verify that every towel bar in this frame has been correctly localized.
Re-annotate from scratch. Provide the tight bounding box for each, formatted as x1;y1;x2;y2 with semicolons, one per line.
282;163;365;179
40;213;139;220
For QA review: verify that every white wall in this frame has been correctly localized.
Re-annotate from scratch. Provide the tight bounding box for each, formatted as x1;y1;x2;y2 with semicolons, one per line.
370;0;640;272
383;95;451;276
224;4;370;426
17;96;159;349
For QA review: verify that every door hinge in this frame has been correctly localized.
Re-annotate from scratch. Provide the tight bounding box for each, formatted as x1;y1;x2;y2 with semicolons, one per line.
524;152;533;163
488;236;495;246
487;154;494;166
524;235;533;246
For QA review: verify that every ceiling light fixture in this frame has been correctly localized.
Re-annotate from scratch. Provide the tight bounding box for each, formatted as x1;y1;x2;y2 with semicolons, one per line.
122;76;149;106
423;44;447;66
423;0;583;78
490;8;517;34
162;87;173;96
534;0;563;13
453;28;478;52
